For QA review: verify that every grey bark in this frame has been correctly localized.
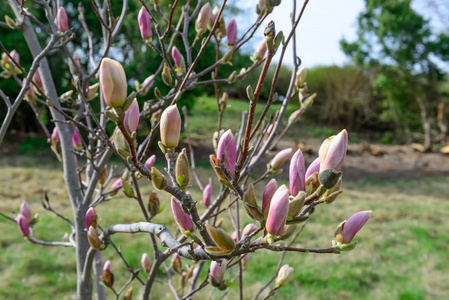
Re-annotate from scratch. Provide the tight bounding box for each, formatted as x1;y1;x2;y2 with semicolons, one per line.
8;1;92;298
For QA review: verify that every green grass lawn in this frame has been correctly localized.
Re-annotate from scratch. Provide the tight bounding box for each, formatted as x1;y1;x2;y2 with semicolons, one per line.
186;95;302;141
1;156;448;299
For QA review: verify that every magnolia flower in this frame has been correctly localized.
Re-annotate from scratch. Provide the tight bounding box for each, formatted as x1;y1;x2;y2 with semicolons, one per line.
335;211;372;244
289;149;306;196
195;3;210;35
85;207;98;230
171;46;186;74
160;105;181;148
305;157;320;180
17;214;30;237
141;75;155;95
138;7;153;40
109;179;122;196
171;253;182;273
20;201;32;223
251;39;267;62
124;99;140;132
262;179;278;213
87;226;101;250
203;183;212;207
141;253;152;273
319;129;348;172
210;260;227;286
269;148;292;171
242;223;258;236
144;155;156;169
102;260;114;287
22;79;37;102
275;264;294;287
99;58;127;108
171;197;195;233
266;185;289;236
100;58;127;108
57;7;69;32
216;130;237;176
227;18;237;46
294;67;307;88
72;128;82;148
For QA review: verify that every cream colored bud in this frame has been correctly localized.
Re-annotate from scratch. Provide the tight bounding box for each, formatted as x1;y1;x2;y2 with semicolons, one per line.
175;148;190;189
87;83;100;101
205;224;235;254
151;167;167;190
275;264;294;288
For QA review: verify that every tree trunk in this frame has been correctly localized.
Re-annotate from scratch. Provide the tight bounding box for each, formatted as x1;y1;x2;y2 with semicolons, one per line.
9;2;93;299
416;96;432;152
437;102;448;144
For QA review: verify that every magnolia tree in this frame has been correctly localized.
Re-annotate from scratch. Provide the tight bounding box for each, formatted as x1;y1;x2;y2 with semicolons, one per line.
0;0;371;299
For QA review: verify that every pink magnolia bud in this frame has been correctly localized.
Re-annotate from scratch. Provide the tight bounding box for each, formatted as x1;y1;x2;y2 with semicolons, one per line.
251;39;267;62
112;179;122;189
171;253;182;273
33;70;43;89
109;179;122;196
72;128;82;148
203;183;212;207
258;0;265;11
124;99;140;132
17;214;30;237
85;207;97;229
102;260;114;288
242;223;258;236
22;79;37;102
20;201;32;222
216;129;237;176
289;149;306;196
231;230;238;242
262;178;278;213
87;226;101;250
99;58;127;108
171;46;186;73
141;75;155;96
195;3;210;35
343;211;372;244
294;67;307;88
103;260;112;272
305;157;320;180
269;148;292;171
210;6;220;27
319;129;348;172
160;105;181;148
138;7;153;40
266;185;289;236
171;197;195;233
52;127;60;143
57;7;69;32
144;155;156;169
141;253;152;273
287;109;302;125
10;50;19;65
227;18;237;46
210;260;227;285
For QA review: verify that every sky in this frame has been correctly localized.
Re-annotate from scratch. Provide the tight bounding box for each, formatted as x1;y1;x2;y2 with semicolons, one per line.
234;0;365;68
270;0;365;67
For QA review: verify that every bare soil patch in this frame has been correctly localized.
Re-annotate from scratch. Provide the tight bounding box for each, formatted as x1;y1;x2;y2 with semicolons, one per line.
192;138;449;180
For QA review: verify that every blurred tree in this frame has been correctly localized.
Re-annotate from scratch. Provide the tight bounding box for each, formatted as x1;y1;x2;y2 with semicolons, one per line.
341;0;449;150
